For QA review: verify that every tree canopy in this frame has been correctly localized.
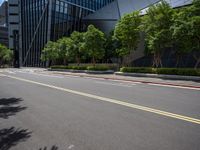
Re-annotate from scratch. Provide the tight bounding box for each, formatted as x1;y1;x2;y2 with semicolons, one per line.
143;0;174;67
83;25;106;65
41;41;59;66
114;11;141;59
0;44;13;67
67;31;85;65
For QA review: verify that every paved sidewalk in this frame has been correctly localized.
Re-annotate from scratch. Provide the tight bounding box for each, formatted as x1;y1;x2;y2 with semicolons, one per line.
44;70;200;88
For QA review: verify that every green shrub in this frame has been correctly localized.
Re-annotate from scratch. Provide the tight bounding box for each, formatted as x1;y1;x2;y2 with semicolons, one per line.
120;67;153;73
87;65;110;71
51;65;87;70
51;65;69;69
51;65;111;71
120;67;200;76
71;66;87;70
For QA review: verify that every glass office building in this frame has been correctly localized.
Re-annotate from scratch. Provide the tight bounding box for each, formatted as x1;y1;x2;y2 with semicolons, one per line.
19;0;113;66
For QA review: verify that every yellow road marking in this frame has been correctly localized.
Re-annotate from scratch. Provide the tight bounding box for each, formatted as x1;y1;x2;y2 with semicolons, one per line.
2;73;200;125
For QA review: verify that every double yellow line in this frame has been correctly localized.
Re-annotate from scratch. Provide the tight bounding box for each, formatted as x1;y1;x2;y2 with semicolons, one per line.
2;73;200;125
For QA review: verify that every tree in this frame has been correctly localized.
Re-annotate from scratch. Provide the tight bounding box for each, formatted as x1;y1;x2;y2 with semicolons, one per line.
189;0;200;68
170;0;200;68
143;0;174;67
41;41;59;66
104;30;118;63
83;25;106;65
68;31;85;65
171;8;193;67
57;37;70;65
0;44;13;67
114;11;141;65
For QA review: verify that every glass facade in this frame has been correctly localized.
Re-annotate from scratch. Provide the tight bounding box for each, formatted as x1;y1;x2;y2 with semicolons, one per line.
20;0;113;66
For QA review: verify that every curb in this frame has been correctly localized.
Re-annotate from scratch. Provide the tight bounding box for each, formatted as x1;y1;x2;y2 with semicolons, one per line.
49;71;200;89
115;72;200;82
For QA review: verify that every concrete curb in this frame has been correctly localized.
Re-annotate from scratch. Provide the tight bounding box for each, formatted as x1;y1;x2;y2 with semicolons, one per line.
115;72;200;82
49;69;114;74
48;71;200;89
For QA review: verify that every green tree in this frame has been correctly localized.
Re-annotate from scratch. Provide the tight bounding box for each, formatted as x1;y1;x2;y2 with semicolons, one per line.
0;44;13;67
104;30;118;63
41;41;59;66
83;25;106;65
172;0;200;68
171;8;193;67
114;11;141;65
189;0;200;68
57;37;70;65
143;0;174;67
68;31;85;65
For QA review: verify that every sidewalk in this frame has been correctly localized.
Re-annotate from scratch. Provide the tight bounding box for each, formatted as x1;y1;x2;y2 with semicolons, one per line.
45;70;200;89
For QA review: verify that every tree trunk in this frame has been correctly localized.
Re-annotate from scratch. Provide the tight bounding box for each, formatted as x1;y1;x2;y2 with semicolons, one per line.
63;58;67;65
76;56;80;66
92;56;96;66
152;53;162;68
195;57;200;69
176;54;180;68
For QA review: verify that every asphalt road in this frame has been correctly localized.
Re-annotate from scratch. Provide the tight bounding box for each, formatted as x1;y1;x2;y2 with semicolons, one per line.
0;68;200;150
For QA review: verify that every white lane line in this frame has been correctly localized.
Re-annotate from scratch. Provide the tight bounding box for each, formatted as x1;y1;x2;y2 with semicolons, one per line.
95;81;135;87
2;73;200;125
147;83;200;91
16;71;64;78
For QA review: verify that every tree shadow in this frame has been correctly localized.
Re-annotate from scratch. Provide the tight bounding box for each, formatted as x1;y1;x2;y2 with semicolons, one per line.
0;98;27;119
0;127;31;150
39;145;59;150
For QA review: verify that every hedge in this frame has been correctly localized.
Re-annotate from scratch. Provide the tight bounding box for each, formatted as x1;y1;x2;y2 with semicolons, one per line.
51;65;87;70
87;66;110;71
120;67;200;76
51;65;111;71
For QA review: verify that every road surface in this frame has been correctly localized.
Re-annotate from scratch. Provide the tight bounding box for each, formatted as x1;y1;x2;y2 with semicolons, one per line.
0;68;200;150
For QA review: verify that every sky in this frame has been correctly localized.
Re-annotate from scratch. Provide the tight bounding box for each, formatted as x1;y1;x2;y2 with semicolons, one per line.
0;0;3;5
0;0;6;5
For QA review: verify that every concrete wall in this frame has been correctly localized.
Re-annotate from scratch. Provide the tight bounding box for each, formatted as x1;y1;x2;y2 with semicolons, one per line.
0;1;8;26
0;26;8;46
8;0;20;67
83;0;120;34
117;0;159;16
8;0;19;49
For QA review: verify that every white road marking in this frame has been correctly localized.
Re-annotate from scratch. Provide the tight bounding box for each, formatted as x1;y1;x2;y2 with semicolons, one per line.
2;73;200;125
68;145;75;149
95;81;135;87
16;71;64;78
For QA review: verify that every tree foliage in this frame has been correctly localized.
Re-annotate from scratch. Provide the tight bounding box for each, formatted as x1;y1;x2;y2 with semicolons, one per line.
0;44;13;67
41;41;59;66
57;37;71;65
104;30;118;62
83;25;106;65
114;11;141;59
67;31;85;65
171;0;200;68
143;1;174;67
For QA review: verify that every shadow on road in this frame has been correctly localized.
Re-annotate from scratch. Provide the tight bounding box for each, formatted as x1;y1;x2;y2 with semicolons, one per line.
0;127;31;150
0;98;31;150
0;98;27;119
39;145;59;150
